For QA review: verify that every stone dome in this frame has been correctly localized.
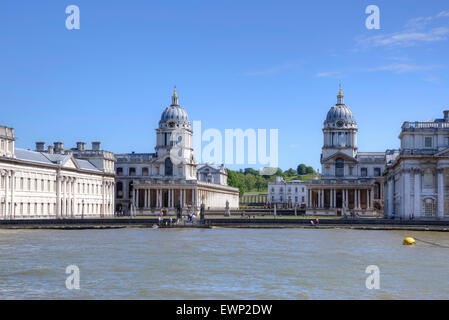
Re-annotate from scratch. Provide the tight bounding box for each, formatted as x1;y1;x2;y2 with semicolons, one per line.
324;87;356;127
325;104;355;124
160;105;189;123
159;88;191;128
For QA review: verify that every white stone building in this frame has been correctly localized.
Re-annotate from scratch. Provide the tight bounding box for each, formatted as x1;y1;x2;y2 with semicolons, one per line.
268;176;307;208
384;111;449;220
114;89;239;215
306;87;385;216
0;126;115;219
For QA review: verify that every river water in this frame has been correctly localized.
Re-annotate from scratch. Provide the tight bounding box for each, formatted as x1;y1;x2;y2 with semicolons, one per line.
0;228;448;300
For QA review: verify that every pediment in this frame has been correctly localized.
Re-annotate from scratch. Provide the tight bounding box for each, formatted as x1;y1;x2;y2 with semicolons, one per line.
62;157;79;169
322;151;357;164
435;147;449;157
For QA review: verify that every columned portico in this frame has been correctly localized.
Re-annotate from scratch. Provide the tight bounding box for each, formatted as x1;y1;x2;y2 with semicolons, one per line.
306;183;377;216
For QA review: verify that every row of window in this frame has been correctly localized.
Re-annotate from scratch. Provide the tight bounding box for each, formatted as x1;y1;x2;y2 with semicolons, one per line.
360;167;382;177
270;187;305;193
0;176;106;195
0;201;112;215
271;196;306;203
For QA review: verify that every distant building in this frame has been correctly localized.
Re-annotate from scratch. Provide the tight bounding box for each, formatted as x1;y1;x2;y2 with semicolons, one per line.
268;176;307;208
306;87;384;216
384;111;449;220
114;89;239;215
240;193;268;207
0;126;115;219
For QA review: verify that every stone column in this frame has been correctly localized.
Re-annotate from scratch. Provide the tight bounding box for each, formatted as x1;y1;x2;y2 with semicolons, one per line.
370;187;374;210
404;170;411;218
414;169;421;218
317;190;321;208
333;189;336;208
366;189;370;210
387;177;394;217
56;173;61;219
183;189;186;207
357;189;362;209
10;171;15;219
4;172;9;219
345;189;349;208
438;168;445;218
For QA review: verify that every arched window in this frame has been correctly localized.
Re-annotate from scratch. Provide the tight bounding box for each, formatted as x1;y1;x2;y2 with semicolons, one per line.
165;157;173;176
336;158;344;177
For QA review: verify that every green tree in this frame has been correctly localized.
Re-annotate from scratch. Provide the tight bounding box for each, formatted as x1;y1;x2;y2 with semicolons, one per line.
255;175;266;191
297;164;307;175
244;168;259;176
227;169;247;197
284;168;297;177
244;174;257;191
305;166;316;174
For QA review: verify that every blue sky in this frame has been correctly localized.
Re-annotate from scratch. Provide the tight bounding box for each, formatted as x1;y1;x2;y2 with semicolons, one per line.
1;0;449;172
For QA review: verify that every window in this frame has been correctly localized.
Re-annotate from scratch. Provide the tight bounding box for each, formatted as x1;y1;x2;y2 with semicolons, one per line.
129;168;136;176
280;188;283;193
335;158;344;177
116;167;123;176
424;199;435;216
361;168;368;177
423;172;434;189
165;158;173;176
424;137;433;148
142;167;149;176
374;168;381;177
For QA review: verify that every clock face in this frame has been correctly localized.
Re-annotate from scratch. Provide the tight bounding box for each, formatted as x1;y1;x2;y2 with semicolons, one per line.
336;120;344;127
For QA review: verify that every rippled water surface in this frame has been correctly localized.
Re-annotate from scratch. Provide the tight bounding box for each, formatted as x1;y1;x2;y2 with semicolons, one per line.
0;228;448;299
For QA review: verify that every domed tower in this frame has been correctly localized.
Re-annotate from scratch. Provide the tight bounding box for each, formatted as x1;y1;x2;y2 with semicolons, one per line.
321;86;358;177
156;88;196;177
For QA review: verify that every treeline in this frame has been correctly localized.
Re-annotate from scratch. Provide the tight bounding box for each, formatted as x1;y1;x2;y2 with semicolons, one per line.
227;164;317;197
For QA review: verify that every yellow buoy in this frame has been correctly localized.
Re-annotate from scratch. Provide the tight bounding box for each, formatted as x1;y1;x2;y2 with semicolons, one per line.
403;237;416;245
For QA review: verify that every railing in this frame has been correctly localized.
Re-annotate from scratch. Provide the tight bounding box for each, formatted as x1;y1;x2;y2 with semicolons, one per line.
115;153;156;162
402;121;449;130
400;148;438;156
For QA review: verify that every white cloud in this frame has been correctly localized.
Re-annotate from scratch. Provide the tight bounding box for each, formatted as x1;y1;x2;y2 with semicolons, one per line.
358;27;449;48
363;63;441;74
358;9;449;49
437;10;449;18
315;71;344;78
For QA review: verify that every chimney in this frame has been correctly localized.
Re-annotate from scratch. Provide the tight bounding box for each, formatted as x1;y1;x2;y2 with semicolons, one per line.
92;141;101;151
76;142;86;151
444;110;449;122
54;142;64;153
48;145;54;154
35;142;45;152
